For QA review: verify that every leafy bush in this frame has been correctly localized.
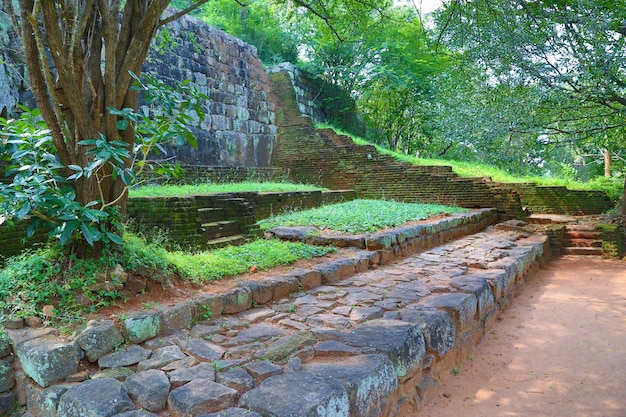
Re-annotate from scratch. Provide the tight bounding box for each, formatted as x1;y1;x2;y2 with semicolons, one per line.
259;199;467;234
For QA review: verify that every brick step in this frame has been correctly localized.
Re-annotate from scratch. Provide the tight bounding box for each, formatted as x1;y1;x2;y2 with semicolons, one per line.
206;234;247;250
565;230;602;240
564;238;602;248
566;224;597;232
198;207;227;223
202;221;239;239
564;247;603;256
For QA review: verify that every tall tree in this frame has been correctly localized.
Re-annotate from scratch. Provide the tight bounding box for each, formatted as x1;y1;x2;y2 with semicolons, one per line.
434;0;626;205
1;0;383;257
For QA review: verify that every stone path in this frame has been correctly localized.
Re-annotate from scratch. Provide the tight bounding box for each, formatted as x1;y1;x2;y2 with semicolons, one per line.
2;215;550;417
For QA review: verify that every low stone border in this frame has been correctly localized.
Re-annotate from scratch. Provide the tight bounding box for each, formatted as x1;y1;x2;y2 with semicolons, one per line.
0;211;553;417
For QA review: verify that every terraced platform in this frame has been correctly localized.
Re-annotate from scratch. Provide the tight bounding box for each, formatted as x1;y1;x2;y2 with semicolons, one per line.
3;211;550;417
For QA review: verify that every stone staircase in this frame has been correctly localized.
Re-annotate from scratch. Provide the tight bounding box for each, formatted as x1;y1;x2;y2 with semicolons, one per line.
563;224;604;256
195;195;262;249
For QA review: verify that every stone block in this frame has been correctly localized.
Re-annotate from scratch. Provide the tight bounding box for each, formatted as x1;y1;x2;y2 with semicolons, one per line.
56;378;136;417
314;259;357;284
287;268;322;290
194;294;224;320
124;369;171;412
122;312;162;343
98;345;151;369
304;354;397;417
16;338;80;388
396;309;455;358
168;379;237;417
169;363;216;388
26;383;69;417
265;276;299;300
216;368;255;393
222;288;252;315
344;319;425;378
0;358;14;393
450;277;496;320
239;371;349;417
158;302;194;334
420;293;477;331
75;319;124;362
236;281;272;305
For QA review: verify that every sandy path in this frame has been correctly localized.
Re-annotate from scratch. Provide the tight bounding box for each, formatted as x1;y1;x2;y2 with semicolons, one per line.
414;255;626;417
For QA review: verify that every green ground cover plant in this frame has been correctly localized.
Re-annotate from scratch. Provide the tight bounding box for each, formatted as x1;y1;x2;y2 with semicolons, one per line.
129;181;326;197
318;124;624;202
0;234;333;325
259;199;467;234
165;239;334;282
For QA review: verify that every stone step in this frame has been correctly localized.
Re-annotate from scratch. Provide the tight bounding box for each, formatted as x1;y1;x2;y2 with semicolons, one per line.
202;221;239;240
564;247;603;256
565;230;601;240
566;224;597;232
564;238;602;248
198;207;227;223
206;234;247;250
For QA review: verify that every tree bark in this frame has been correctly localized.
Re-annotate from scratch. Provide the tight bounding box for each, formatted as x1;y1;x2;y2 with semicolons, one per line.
604;148;612;178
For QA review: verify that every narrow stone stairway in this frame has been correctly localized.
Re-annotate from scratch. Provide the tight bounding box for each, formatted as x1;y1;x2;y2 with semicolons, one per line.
3;212;549;417
563;223;603;256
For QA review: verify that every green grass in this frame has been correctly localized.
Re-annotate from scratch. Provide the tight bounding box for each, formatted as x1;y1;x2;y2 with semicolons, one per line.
130;181;326;198
0;234;334;324
317;123;624;202
165;239;334;282
259;199;467;234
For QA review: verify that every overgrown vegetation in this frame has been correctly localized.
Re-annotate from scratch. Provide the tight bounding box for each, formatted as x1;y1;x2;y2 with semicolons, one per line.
259;199;467;234
318;124;624;202
0;234;334;325
130;181;325;198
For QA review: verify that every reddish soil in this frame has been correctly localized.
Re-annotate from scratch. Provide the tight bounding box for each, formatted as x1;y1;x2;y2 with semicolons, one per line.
411;255;626;417
89;247;356;321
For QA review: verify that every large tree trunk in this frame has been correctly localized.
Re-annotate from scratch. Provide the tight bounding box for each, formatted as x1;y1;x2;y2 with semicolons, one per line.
18;0;170;257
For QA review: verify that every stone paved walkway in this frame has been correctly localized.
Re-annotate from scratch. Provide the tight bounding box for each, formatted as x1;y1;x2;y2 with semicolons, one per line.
4;218;549;417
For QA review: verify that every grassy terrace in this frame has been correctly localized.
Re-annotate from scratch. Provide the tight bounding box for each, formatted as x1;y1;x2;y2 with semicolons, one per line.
0;197;463;326
129;181;325;197
259;199;467;234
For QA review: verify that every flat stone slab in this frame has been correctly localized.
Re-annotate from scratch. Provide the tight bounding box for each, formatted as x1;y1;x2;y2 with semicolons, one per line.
16;337;80;388
98;345;151;369
56;378;136;417
168;379;238;417
239;371;350;417
304;354;397;417
344;319;425;378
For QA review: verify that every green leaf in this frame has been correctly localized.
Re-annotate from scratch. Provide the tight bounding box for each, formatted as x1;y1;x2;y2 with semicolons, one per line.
15;202;31;219
59;221;79;246
80;223;102;246
106;232;123;245
116;119;129;130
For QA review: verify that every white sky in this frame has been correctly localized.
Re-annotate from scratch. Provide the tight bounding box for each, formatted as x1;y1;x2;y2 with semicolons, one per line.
395;0;444;15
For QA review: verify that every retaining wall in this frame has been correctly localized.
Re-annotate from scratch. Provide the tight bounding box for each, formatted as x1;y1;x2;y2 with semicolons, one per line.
127;189;357;248
496;183;614;215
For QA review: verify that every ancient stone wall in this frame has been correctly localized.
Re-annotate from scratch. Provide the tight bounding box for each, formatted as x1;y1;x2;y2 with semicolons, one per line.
143;13;276;167
2;11;278;167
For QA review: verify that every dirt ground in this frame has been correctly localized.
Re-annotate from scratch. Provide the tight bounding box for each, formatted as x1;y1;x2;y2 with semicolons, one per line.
413;255;626;417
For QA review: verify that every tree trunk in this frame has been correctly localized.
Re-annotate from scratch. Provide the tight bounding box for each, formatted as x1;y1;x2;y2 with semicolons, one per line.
18;0;171;258
604;148;612;178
